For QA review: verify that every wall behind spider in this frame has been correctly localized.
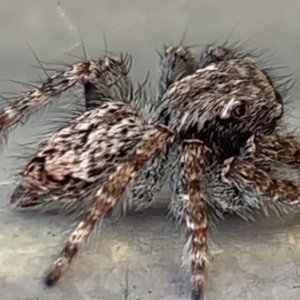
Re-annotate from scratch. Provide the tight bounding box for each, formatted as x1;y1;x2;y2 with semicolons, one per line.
0;0;299;182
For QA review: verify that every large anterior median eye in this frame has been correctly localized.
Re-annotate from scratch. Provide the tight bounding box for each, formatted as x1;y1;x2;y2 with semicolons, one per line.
231;101;249;120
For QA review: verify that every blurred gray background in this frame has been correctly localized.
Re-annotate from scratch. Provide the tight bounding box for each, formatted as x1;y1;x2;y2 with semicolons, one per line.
0;1;300;299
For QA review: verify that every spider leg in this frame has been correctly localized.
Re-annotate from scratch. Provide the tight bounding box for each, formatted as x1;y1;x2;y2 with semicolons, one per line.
169;154;185;224
44;124;174;286
0;54;133;144
180;140;208;300
158;45;198;100
129;146;171;211
222;157;300;209
246;133;300;166
169;155;243;225
84;54;133;110
128;46;198;211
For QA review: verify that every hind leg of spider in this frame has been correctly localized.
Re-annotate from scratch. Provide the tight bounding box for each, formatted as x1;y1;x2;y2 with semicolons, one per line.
180;140;209;300
44;124;174;287
222;157;300;209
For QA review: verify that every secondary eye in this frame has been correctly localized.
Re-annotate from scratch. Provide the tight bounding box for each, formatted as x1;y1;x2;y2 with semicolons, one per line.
231;101;249;119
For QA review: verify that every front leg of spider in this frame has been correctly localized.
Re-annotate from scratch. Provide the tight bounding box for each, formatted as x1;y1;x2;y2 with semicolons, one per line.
222;157;300;208
247;133;300;167
44;124;174;287
180;140;208;300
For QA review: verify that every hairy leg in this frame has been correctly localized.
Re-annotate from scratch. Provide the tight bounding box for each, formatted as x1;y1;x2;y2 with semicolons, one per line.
180;140;208;300
223;133;300;214
158;45;198;100
128;145;171;211
45;124;174;286
128;46;198;211
0;55;132;144
169;154;185;224
222;157;300;208
245;133;300;166
169;159;245;225
84;54;133;110
130;43;209;212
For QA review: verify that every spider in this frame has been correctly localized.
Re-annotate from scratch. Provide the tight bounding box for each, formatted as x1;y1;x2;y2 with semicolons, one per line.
1;41;300;300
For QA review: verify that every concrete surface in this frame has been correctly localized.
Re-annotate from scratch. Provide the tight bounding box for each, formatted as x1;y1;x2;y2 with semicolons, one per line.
0;1;300;299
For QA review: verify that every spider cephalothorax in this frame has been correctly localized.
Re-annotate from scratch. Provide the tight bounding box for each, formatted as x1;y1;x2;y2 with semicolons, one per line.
154;56;283;159
1;41;300;300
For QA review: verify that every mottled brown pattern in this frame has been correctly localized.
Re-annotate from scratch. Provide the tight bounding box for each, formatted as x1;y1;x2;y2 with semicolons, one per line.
11;102;153;206
223;157;300;206
180;140;208;300
45;124;174;286
253;133;300;165
152;55;283;162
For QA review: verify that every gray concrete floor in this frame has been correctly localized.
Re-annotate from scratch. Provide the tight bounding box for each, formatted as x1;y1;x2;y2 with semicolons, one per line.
1;1;300;299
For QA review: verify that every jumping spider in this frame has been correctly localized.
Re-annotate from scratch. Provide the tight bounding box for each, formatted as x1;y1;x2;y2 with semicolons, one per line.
1;41;300;300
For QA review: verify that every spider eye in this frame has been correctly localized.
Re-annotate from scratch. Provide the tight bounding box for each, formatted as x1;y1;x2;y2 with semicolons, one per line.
231;102;249;119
